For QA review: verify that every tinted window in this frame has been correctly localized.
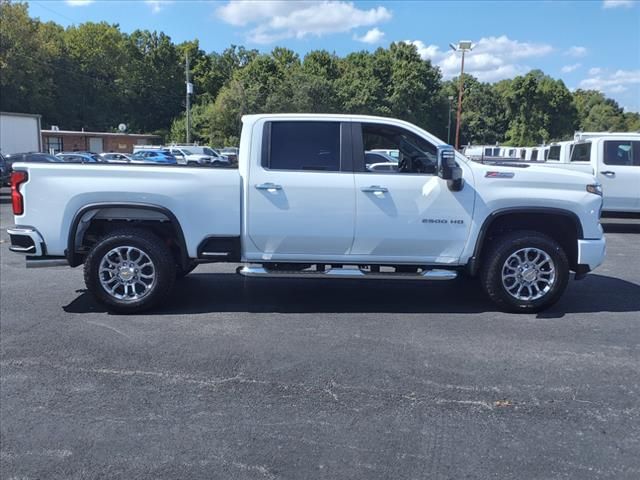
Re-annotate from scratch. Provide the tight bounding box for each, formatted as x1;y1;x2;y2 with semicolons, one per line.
484;148;492;156
548;146;561;161
266;122;340;171
531;150;538;161
571;142;591;162
361;123;437;174
604;140;640;166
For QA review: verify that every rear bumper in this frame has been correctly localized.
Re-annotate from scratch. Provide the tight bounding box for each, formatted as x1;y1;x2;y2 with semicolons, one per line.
577;237;606;271
7;226;45;256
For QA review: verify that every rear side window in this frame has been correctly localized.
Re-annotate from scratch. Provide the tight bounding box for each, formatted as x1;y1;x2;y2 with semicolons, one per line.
531;150;538;161
548;146;561;161
264;121;341;171
571;142;591;162
604;140;640;166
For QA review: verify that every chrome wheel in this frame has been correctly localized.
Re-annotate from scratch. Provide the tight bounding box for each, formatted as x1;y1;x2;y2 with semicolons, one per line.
501;247;556;301
98;246;155;301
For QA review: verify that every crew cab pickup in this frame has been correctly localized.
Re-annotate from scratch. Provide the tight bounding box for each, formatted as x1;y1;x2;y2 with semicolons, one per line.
7;114;606;313
540;134;640;214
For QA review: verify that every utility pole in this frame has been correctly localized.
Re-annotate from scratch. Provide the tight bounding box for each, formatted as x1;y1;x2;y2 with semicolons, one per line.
447;95;454;144
185;52;192;144
449;41;473;150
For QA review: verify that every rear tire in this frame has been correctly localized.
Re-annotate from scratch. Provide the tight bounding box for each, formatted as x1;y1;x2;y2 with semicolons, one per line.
480;230;569;313
84;228;176;313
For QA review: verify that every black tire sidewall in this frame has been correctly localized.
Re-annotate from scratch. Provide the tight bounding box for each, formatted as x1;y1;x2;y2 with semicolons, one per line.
482;231;569;313
84;230;176;313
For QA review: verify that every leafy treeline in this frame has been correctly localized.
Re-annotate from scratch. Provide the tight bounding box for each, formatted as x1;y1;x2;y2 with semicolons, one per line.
1;1;638;147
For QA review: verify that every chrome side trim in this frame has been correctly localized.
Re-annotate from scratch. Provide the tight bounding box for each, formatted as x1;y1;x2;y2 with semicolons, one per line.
237;266;457;281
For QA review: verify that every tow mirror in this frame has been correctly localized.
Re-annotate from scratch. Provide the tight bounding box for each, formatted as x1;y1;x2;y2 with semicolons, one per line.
437;145;463;190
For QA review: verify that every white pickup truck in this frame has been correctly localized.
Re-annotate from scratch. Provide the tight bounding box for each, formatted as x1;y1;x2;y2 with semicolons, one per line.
542;133;640;214
8;114;606;313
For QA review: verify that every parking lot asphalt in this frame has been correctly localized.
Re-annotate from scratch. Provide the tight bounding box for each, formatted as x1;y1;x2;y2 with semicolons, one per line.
1;187;639;479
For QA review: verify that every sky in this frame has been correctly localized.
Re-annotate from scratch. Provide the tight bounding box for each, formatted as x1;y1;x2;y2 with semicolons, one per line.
29;0;640;112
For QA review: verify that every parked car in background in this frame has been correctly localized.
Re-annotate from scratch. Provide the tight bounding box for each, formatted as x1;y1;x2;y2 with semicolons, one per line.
100;153;134;163
174;145;230;166
3;152;63;180
166;147;214;166
56;152;103;163
365;150;399;172
131;149;178;165
546;141;575;163
370;148;400;160
539;134;640;213
219;147;239;163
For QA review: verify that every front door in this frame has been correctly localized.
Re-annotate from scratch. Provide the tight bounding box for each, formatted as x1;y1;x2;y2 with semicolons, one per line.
598;139;640;212
350;122;474;264
246;120;355;258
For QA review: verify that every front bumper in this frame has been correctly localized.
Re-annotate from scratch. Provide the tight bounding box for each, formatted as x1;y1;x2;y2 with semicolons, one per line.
577;237;606;271
7;226;45;256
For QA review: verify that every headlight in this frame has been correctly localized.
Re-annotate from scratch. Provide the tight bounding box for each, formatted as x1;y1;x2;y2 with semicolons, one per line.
586;183;602;196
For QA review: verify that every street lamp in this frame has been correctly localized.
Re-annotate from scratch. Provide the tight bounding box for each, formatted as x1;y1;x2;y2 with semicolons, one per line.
446;95;454;145
450;40;474;150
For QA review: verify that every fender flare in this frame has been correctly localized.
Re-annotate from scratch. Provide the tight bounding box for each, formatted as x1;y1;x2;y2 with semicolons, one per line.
467;207;584;276
66;202;189;268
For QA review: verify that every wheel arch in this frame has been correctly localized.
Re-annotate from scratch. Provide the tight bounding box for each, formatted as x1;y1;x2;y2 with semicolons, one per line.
468;207;584;276
66;202;189;268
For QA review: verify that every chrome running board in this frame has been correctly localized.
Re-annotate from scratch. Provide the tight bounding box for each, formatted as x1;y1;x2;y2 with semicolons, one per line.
236;266;457;281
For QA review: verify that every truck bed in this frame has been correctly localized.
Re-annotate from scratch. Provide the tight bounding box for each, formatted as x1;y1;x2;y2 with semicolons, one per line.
13;163;241;257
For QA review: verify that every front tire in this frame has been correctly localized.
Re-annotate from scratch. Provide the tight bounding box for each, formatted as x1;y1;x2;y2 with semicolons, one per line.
84;229;176;313
480;230;569;313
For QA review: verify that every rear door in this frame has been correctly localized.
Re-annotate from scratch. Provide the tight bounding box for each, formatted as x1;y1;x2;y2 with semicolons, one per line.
598;140;640;212
246;120;355;257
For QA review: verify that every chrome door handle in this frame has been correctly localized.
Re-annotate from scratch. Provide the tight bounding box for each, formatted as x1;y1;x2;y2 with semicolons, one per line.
361;185;388;193
255;182;282;190
601;171;616;178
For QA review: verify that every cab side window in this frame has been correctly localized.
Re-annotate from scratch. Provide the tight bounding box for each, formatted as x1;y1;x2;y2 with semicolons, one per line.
359;123;437;175
263;121;341;171
571;142;591;162
604;140;640;166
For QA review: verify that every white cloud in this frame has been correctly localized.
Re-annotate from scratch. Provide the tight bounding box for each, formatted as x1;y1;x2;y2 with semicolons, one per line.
561;63;581;73
145;1;172;14
588;67;603;76
216;1;391;44
603;0;635;8
405;35;552;82
565;46;588;57
65;0;94;6
579;69;640;93
354;27;385;44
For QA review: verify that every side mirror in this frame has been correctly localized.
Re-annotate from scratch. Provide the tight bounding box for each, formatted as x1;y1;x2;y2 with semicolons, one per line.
437;145;463;190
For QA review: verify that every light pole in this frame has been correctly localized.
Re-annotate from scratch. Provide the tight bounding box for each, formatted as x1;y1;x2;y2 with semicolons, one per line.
446;95;454;145
449;40;473;150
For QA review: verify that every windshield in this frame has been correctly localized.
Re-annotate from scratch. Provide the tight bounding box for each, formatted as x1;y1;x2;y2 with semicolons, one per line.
180;149;192;155
203;147;219;157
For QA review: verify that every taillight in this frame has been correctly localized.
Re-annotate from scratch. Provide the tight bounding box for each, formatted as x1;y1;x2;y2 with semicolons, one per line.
11;171;28;215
